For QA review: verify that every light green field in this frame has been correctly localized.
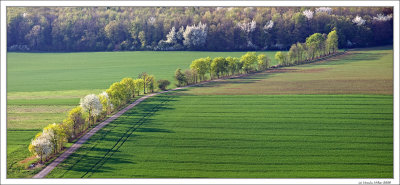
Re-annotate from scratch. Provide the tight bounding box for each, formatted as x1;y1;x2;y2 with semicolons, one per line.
7;51;279;92
6;50;278;178
47;46;393;178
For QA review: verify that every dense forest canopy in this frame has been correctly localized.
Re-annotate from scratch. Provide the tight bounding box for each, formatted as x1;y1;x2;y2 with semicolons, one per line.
7;7;393;52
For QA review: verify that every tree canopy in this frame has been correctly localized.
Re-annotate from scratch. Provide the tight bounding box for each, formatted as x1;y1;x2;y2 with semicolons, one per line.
7;7;393;52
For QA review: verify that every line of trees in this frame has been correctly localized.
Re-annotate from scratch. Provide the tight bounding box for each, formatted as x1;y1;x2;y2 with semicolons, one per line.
7;7;393;52
175;30;339;86
275;29;339;66
28;73;165;164
175;52;270;86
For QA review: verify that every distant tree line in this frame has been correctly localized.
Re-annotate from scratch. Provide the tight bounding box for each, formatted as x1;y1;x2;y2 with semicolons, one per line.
29;72;164;164
7;7;393;52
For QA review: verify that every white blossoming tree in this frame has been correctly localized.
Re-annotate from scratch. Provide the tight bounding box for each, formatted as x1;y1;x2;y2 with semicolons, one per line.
183;22;208;49
352;15;366;26
237;20;257;48
315;7;332;14
303;9;314;20
263;20;274;32
166;27;177;44
80;94;103;126
29;132;54;163
373;14;392;22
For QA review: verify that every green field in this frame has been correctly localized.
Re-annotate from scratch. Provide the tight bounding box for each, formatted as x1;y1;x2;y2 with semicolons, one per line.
45;46;393;178
6;51;278;178
7;51;279;92
7;46;393;178
47;94;393;178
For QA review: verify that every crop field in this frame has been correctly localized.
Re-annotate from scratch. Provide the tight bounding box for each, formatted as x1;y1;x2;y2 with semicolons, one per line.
6;51;278;177
7;51;279;92
47;46;393;178
47;94;393;178
186;46;393;95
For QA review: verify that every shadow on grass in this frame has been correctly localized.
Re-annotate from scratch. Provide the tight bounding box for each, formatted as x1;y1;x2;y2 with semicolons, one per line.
310;52;386;66
55;94;177;178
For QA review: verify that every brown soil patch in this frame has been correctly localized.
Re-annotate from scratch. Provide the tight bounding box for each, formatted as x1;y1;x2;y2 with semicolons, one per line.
19;155;36;164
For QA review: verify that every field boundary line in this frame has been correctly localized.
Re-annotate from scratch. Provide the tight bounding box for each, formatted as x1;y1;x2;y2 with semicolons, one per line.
32;51;345;178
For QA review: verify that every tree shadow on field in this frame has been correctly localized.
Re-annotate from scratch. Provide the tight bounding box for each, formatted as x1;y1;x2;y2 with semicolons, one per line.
64;152;135;175
185;71;283;90
309;52;386;66
61;95;177;177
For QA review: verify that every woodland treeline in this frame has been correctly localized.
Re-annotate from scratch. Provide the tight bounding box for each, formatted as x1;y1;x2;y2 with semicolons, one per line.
7;7;393;52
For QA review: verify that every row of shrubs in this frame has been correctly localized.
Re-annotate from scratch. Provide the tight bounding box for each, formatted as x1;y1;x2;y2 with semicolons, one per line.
28;73;170;164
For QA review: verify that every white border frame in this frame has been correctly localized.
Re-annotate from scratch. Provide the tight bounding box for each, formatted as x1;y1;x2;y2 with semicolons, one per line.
1;1;399;184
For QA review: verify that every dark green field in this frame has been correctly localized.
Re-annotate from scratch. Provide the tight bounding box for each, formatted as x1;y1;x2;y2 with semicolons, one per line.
47;94;393;178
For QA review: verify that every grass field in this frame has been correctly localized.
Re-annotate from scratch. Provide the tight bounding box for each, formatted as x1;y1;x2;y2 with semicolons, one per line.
7;51;279;92
45;46;393;178
7;46;393;178
6;51;278;178
47;94;393;178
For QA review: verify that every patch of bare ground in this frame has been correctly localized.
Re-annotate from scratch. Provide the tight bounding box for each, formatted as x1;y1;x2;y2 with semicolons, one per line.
19;156;36;165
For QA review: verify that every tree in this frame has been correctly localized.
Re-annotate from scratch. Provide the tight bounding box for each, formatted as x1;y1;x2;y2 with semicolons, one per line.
98;92;113;115
184;69;198;85
120;77;135;99
43;123;67;153
166;26;177;44
257;54;270;71
288;44;298;64
175;68;187;87
138;31;146;48
303;9;314;20
147;75;156;93
326;29;338;54
157;79;170;91
106;82;128;108
275;51;289;66
138;72;149;94
296;42;306;63
60;106;86;141
183;22;208;49
134;79;144;96
29;132;54;163
190;58;209;81
240;52;257;73
306;33;325;59
80;94;103;126
25;25;44;49
211;57;228;78
104;20;129;46
226;57;240;75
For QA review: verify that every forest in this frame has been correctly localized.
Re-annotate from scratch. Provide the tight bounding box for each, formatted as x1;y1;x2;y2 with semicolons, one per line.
7;7;393;52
